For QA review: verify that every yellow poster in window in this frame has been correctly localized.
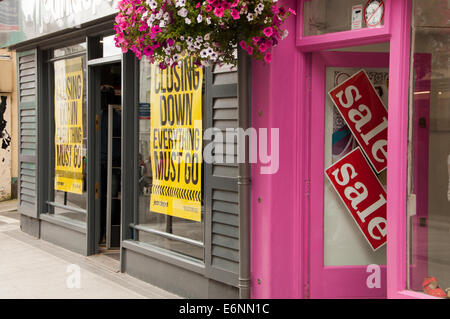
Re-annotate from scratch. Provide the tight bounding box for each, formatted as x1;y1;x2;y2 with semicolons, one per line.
150;58;203;222
54;57;84;194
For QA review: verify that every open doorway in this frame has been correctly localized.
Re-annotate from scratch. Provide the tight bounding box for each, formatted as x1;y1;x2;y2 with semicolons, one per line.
97;62;121;261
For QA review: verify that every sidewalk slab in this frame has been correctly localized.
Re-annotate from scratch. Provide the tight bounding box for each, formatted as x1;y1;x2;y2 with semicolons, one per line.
0;210;180;299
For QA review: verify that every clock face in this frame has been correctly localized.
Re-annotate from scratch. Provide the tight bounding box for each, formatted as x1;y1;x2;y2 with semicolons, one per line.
364;0;384;27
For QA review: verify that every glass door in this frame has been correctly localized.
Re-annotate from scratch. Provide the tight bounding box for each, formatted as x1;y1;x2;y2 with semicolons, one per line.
310;50;389;298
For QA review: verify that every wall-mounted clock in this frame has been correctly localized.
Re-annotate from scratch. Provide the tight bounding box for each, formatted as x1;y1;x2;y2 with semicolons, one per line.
364;0;385;27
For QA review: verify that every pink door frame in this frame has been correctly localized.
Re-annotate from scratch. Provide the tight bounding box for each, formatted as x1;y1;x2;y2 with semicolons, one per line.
309;51;389;299
251;0;434;299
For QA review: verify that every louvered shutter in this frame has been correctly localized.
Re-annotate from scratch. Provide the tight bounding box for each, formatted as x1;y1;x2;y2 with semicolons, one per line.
204;63;239;286
17;50;38;218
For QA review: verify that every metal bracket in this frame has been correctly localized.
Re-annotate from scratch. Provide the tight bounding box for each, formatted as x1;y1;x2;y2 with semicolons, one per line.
407;194;416;217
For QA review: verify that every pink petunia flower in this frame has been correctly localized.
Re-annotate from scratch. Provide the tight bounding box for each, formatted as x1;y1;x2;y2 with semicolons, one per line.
239;40;247;50
139;23;148;32
246;46;253;55
231;9;240;20
264;53;272;63
263;27;273;37
143;46;154;56
214;7;224;17
259;42;267;52
151;26;161;34
206;5;212;12
288;8;296;15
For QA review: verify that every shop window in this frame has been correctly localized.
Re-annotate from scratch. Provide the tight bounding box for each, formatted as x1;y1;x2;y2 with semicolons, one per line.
323;58;388;266
48;45;88;224
136;58;205;261
303;0;386;36
407;0;450;296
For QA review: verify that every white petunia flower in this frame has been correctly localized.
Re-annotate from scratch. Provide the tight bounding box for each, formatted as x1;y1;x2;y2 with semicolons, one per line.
178;8;188;17
206;17;211;24
185;17;191;24
148;1;158;10
200;49;209;58
175;0;186;7
159;20;166;28
247;13;254;21
197;14;203;23
210;52;218;61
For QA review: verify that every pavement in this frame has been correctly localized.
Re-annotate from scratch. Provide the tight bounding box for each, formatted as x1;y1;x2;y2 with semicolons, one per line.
0;199;180;299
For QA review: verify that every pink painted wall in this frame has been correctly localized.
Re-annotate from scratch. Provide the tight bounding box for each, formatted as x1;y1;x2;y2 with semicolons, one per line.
251;0;306;299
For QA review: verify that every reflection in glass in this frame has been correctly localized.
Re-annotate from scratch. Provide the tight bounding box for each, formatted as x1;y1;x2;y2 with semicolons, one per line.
303;0;385;36
102;35;122;58
408;7;450;294
54;43;87;58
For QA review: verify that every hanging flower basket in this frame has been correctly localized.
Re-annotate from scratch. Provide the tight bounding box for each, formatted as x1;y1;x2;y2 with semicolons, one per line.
114;0;295;69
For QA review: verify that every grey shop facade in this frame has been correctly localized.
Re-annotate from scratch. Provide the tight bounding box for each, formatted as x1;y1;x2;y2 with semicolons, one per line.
2;0;250;299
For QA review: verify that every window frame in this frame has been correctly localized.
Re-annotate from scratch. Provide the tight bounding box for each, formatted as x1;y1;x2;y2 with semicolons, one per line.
45;43;89;220
296;0;393;51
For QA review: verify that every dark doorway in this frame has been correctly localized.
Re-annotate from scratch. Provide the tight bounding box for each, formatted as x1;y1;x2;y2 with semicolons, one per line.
97;62;122;260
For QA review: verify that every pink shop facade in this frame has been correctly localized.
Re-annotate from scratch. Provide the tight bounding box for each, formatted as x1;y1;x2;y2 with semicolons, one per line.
251;0;450;299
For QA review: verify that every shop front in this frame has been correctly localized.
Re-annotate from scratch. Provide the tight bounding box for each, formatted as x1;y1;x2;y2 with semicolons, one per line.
251;0;450;299
5;0;249;299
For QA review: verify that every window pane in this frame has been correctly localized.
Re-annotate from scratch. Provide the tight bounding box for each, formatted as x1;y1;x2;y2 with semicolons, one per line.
102;35;122;58
408;1;450;295
324;66;388;266
137;58;205;261
303;0;386;36
52;53;87;223
54;43;87;58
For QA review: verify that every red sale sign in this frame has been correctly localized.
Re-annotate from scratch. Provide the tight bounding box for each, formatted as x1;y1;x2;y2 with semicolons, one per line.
325;147;387;251
328;70;388;173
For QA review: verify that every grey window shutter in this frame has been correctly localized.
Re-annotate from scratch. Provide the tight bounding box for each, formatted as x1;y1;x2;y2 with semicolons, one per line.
204;63;239;287
17;50;38;218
